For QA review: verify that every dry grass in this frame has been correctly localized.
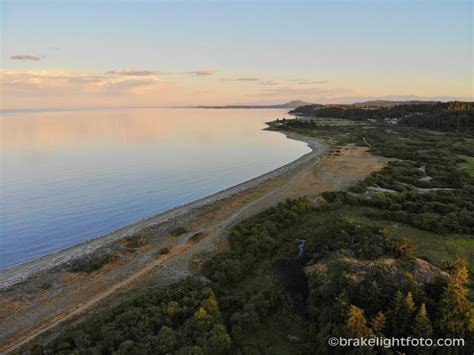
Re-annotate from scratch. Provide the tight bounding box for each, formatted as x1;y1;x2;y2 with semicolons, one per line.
0;297;27;319
190;176;288;229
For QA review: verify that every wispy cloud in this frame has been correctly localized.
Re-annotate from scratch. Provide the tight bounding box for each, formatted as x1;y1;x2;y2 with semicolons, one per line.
220;77;260;82
0;70;162;96
297;80;328;85
220;77;280;85
106;69;217;77
11;54;41;61
106;69;159;76
102;78;157;94
260;80;278;86
185;70;216;76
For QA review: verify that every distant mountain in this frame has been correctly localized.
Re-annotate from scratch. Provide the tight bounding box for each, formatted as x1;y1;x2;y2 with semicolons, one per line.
353;100;439;108
275;100;316;108
197;100;314;109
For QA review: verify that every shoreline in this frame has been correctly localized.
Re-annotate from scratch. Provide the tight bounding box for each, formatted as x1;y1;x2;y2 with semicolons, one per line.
0;130;327;290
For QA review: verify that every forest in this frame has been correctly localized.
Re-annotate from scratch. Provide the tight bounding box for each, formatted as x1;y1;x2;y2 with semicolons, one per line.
290;101;474;133
31;113;473;354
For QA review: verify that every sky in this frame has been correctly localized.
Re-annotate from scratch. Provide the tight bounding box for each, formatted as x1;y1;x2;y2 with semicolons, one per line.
1;0;472;109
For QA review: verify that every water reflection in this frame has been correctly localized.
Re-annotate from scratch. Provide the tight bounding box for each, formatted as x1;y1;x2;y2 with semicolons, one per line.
1;108;285;151
0;108;309;268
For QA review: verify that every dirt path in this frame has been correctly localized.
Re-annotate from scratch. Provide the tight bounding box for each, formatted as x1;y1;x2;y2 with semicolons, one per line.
363;137;372;147
1;243;195;354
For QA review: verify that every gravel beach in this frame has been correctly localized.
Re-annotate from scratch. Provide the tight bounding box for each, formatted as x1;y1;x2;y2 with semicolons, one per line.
0;130;326;290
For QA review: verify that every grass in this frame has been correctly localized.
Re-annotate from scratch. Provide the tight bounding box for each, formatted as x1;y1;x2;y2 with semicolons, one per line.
299;117;364;126
340;206;474;271
459;154;474;176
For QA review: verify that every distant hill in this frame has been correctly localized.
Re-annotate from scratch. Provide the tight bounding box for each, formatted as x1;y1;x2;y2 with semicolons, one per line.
197;100;314;109
354;100;439;108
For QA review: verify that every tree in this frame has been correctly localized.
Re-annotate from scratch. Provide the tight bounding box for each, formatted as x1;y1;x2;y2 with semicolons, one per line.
194;307;208;320
370;312;386;336
166;301;179;317
389;291;416;336
116;340;135;354
336;290;350;323
439;261;472;336
392;238;416;258
388;290;404;335
405;292;416;313
207;324;232;354
157;326;177;353
413;303;432;338
176;346;205;355
346;305;368;337
203;292;219;314
366;281;382;313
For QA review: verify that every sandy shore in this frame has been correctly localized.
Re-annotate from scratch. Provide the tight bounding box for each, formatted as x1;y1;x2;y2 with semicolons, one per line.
0;130;326;290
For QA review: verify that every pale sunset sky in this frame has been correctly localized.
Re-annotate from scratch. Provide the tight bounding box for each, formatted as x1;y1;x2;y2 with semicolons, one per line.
1;0;472;109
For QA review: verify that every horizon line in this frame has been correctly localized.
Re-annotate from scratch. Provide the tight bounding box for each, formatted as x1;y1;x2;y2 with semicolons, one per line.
2;98;473;115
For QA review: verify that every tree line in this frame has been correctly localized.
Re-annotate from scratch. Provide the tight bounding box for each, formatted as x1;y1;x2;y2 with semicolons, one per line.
290;101;474;133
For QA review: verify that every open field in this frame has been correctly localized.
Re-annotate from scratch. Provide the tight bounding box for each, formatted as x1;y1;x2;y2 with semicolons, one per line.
337;206;474;272
459;154;474;176
293;116;367;126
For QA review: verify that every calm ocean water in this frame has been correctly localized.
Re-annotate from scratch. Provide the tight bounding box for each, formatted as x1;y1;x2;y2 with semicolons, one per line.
0;108;309;269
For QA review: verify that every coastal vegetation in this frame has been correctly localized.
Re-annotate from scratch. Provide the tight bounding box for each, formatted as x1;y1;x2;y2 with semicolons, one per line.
171;227;188;237
158;247;170;255
36;200;473;354
282;115;474;237
68;254;117;274
460;155;474;176
31;103;474;354
290;101;474;133
34;280;232;354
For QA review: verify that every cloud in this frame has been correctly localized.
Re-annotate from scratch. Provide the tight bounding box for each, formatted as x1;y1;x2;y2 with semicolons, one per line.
186;70;216;76
297;80;328;85
0;70;163;97
221;77;260;82
106;69;217;77
220;77;279;85
11;54;41;61
106;69;159;76
102;78;157;94
260;80;278;86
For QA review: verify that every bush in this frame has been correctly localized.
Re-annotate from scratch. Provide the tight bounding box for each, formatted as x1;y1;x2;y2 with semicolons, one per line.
171;227;188;236
158;247;170;255
68;254;117;273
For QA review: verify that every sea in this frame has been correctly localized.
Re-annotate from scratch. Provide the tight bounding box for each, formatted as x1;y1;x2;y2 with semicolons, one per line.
0;108;310;269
